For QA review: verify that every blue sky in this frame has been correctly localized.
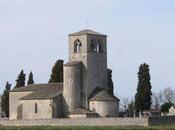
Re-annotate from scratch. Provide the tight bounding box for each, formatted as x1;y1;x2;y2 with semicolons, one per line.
0;0;175;99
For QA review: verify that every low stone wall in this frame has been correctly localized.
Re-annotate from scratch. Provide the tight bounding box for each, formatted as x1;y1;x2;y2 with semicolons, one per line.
1;116;174;126
148;116;175;126
0;118;148;126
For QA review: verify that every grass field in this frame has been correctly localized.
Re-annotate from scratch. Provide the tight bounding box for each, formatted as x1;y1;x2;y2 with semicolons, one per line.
0;125;175;130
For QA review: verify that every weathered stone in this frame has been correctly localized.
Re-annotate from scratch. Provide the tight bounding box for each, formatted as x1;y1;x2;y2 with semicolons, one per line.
9;30;120;120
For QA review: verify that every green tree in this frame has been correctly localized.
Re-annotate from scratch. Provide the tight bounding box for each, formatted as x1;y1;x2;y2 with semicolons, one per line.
27;71;34;85
15;70;26;88
128;100;135;117
49;60;64;83
161;102;174;113
107;69;114;95
135;63;152;113
1;81;11;117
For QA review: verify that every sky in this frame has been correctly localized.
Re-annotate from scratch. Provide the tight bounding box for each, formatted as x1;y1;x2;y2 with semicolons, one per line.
0;0;175;100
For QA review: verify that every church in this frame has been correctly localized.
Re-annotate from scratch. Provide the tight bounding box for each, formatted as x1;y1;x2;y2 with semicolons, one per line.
9;30;120;120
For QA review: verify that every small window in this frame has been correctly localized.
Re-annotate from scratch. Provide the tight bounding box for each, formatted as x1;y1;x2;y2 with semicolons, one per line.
90;39;96;52
91;39;103;53
97;44;100;53
69;79;72;83
74;39;82;53
93;108;96;112
35;103;38;113
90;40;95;52
97;40;103;53
99;44;103;53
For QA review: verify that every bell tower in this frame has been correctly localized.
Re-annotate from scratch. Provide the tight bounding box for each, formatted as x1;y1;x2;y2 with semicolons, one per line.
68;29;108;108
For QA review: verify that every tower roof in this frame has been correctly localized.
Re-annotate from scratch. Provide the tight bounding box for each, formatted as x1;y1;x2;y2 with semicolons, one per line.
89;88;120;101
69;29;106;36
69;108;97;115
64;61;82;67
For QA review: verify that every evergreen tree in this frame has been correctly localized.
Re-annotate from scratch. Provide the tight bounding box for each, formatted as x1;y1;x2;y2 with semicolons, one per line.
107;69;114;95
15;70;26;88
1;81;11;117
27;71;34;85
135;63;152;113
49;60;64;83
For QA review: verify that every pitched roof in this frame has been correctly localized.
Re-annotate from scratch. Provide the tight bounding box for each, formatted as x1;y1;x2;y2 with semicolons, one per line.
70;108;97;115
20;83;63;100
89;88;120;101
69;29;106;36
10;83;63;92
64;61;82;67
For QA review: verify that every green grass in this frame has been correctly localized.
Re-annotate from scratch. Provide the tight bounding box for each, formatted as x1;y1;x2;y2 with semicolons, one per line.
0;125;175;130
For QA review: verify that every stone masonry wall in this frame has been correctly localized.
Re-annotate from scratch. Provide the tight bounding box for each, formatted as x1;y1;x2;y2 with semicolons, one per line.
20;99;53;119
9;92;33;120
1;116;175;126
148;116;175;126
0;118;148;126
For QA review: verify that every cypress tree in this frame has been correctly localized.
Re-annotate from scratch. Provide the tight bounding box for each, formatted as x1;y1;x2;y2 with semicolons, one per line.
107;69;114;95
15;70;26;88
27;71;34;85
1;81;11;117
135;63;152;113
49;60;64;83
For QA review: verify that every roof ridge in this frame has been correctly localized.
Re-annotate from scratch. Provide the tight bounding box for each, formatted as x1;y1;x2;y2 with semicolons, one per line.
28;82;63;86
69;29;106;36
10;83;63;92
89;89;120;101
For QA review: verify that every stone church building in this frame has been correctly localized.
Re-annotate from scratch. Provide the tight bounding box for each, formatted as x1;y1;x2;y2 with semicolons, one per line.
9;30;120;120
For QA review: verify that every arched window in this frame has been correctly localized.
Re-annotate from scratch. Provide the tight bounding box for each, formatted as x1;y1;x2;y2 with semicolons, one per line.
99;44;103;53
90;40;95;52
74;39;82;53
35;103;38;113
97;44;100;53
93;108;96;112
97;40;103;53
90;39;97;52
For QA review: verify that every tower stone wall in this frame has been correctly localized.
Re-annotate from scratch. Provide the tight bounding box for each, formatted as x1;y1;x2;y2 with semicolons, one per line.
67;31;108;108
63;62;82;116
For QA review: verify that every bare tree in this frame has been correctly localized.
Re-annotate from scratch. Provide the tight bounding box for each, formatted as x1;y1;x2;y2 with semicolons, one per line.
162;87;175;103
128;99;135;117
152;91;163;111
121;97;129;112
152;87;175;111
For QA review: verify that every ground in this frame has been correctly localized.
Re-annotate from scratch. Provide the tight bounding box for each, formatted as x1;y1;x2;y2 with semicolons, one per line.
0;125;175;130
